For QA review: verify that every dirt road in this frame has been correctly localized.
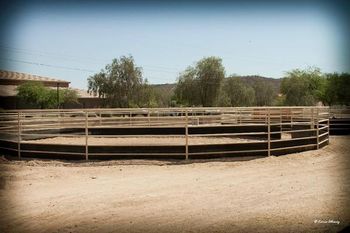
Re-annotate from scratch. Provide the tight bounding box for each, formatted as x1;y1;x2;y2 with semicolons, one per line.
1;136;349;233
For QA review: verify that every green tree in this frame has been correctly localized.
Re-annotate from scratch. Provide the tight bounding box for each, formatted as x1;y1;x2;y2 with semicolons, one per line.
151;85;174;107
196;57;225;106
17;82;49;108
134;81;159;108
59;88;79;107
88;55;151;107
253;80;276;106
17;82;78;109
219;77;256;106
174;56;225;106
323;73;350;106
174;67;200;106
335;73;350;105
281;67;325;106
273;94;286;106
217;90;231;107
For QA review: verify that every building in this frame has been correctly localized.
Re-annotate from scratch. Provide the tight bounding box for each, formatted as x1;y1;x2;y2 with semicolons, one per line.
0;70;103;109
63;87;104;109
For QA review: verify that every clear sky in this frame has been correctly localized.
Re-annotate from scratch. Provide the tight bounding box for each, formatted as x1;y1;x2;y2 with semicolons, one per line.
0;0;349;89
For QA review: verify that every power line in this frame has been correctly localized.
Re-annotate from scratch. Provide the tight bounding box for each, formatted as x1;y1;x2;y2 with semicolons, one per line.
1;57;279;82
0;57;178;82
0;57;281;86
0;58;98;73
0;43;317;75
0;45;182;73
0;45;111;64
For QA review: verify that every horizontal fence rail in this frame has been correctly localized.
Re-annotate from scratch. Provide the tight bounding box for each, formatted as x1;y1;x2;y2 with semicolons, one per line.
0;106;333;160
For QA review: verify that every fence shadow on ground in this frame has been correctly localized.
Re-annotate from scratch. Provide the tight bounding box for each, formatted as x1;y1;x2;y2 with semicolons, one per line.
1;155;262;167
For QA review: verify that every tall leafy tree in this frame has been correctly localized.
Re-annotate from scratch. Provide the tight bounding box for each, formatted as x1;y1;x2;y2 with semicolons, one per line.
88;55;151;107
253;80;276;106
219;77;256;106
323;73;350;106
174;67;200;106
196;57;225;106
174;56;225;106
281;67;325;106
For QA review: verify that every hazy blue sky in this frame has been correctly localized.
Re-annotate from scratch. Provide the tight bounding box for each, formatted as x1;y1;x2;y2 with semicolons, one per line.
0;0;349;89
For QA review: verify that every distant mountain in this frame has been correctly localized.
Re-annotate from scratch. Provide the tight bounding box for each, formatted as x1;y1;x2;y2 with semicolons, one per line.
237;75;281;94
151;83;176;93
150;83;177;107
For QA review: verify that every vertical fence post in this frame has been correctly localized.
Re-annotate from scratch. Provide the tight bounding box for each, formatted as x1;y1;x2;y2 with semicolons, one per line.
290;108;293;131
17;111;21;159
148;110;151;126
239;109;241;125
185;109;189;160
311;108;314;129
129;111;132;126
58;109;61;129
280;108;282;133
327;111;330;144
267;108;271;157
99;110;102;126
85;111;89;160
316;107;319;150
331;106;334;118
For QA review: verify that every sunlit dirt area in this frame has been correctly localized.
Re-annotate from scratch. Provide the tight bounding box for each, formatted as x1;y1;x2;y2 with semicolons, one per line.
1;136;349;233
23;136;262;145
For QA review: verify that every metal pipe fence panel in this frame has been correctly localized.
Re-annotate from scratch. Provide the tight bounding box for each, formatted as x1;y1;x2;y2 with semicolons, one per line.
0;106;333;160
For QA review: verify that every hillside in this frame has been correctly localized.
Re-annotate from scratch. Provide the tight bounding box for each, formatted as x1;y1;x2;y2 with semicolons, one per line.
151;76;282;97
238;75;281;94
150;83;177;107
151;83;176;94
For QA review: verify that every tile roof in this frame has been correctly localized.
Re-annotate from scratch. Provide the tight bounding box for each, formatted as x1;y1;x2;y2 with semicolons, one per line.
0;70;70;84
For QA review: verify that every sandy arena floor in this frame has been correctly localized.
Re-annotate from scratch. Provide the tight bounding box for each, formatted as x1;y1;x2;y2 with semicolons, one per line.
23;136;262;146
0;136;349;233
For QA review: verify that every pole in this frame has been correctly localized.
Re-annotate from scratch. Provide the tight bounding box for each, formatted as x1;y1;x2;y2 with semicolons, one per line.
316;108;319;150
85;111;89;160
99;110;102;126
290;108;293;131
268;108;271;157
56;83;60;109
185;109;189;160
129;111;132;126
58;109;61;129
17;112;21;159
239;109;241;125
327;112;330;145
280;108;282;133
311;108;314;129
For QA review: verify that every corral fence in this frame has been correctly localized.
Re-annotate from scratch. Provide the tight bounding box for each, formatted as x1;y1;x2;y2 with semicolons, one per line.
329;106;350;119
0;107;331;160
329;106;350;135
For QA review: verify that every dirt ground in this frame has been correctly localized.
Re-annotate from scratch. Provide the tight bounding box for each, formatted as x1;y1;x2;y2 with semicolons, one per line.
23;136;261;146
0;136;349;233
